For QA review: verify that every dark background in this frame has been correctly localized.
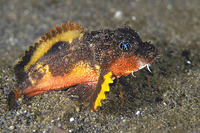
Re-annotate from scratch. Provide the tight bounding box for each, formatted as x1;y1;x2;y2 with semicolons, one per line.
0;0;199;132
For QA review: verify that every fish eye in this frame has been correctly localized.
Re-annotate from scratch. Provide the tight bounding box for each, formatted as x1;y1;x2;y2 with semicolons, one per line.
119;42;131;52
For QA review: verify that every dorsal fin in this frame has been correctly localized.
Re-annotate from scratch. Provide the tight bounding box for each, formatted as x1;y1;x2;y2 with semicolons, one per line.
14;21;85;84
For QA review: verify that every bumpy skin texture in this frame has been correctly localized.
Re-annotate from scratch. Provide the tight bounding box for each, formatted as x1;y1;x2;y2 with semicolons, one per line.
7;22;158;111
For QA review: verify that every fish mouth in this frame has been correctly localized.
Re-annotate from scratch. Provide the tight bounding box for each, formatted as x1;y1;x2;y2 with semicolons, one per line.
137;56;158;73
130;63;152;77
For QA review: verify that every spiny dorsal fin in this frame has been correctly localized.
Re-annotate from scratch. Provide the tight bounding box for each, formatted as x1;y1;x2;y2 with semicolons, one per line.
38;21;84;44
14;21;85;84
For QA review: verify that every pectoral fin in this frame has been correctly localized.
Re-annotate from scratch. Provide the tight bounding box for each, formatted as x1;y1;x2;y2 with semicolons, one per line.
67;83;96;101
90;70;113;111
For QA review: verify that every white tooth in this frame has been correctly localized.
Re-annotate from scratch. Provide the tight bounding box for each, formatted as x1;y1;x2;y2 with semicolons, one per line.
131;71;136;77
147;64;152;73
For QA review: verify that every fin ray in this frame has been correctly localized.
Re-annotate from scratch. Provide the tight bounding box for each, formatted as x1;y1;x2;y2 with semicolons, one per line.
67;83;96;102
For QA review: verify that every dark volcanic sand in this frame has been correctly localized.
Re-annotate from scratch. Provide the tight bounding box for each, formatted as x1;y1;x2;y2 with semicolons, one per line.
0;0;199;132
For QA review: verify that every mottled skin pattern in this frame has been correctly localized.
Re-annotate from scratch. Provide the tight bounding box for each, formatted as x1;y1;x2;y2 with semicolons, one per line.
7;22;158;111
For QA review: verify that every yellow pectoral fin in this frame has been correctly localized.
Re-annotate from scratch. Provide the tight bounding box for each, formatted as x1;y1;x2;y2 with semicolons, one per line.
92;71;113;111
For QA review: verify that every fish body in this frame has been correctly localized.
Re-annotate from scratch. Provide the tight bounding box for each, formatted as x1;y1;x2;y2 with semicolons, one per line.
7;22;158;111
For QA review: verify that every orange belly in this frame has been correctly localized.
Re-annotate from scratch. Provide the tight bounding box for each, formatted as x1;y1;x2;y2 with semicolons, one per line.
23;66;98;97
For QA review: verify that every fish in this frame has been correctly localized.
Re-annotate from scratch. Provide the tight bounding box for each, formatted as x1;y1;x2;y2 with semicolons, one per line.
6;21;159;111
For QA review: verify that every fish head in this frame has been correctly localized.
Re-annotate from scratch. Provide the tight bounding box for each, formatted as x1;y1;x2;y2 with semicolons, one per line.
109;27;159;76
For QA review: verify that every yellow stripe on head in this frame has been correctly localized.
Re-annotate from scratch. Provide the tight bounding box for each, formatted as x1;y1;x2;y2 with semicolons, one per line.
93;71;113;111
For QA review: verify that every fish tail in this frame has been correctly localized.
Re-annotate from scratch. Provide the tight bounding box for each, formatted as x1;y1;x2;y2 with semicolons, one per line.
4;88;22;110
